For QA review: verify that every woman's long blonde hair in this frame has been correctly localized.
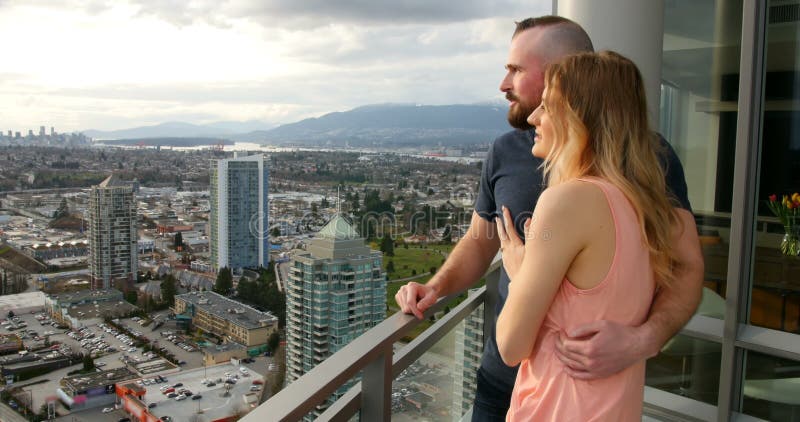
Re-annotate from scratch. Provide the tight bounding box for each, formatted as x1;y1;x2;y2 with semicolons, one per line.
541;50;680;288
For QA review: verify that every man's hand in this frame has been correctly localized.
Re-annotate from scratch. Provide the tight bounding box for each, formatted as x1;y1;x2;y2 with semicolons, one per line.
394;211;501;320
395;282;438;319
554;320;649;380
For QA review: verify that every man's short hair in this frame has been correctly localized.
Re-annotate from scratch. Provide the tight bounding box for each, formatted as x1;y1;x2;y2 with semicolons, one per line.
513;15;594;54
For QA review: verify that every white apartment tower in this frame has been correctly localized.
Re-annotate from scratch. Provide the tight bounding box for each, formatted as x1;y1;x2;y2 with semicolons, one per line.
88;175;137;290
210;153;269;272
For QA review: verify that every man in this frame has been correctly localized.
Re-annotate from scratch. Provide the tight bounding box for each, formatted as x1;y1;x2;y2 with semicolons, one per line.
395;16;704;421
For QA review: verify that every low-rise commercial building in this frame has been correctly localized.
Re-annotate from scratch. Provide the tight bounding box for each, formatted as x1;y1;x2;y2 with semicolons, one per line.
44;289;129;327
57;367;137;410
174;291;277;348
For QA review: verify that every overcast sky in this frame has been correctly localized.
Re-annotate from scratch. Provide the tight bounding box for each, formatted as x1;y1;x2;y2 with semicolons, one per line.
0;1;551;132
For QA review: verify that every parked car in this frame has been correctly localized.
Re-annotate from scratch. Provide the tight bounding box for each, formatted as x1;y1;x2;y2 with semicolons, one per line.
102;407;114;413
191;395;202;400
148;403;157;409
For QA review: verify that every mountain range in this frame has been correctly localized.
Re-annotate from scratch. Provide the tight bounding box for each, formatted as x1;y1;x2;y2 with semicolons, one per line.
84;103;512;147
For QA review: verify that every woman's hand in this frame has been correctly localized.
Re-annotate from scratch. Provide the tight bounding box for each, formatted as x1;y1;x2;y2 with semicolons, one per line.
494;205;531;280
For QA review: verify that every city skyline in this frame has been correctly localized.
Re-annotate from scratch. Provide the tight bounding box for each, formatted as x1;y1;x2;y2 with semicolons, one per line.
0;1;548;132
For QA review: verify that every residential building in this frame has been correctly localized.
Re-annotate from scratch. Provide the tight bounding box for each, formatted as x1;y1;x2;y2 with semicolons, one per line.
174;290;278;348
285;215;387;419
88;175;137;290
209;153;269;273
452;289;483;420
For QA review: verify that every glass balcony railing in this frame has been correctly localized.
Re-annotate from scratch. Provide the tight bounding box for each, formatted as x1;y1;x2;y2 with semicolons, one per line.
243;256;721;421
242;258;501;421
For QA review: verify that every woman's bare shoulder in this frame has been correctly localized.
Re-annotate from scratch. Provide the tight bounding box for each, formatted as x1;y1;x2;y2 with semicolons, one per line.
537;179;607;216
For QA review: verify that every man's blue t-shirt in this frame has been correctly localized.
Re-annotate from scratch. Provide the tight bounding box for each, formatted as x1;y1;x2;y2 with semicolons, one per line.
473;128;692;393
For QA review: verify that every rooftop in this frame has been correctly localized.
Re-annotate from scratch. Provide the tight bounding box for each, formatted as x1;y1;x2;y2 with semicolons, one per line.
0;292;46;314
62;367;137;394
176;291;277;330
48;288;123;305
318;215;359;240
97;174;133;188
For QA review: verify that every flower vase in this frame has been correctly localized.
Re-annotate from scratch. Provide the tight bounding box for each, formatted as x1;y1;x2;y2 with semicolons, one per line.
781;225;800;257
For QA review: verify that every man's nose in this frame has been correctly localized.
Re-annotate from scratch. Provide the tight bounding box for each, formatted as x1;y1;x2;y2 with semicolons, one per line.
499;72;512;92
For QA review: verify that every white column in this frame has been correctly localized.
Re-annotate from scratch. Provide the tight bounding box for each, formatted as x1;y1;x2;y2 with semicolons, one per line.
556;0;664;128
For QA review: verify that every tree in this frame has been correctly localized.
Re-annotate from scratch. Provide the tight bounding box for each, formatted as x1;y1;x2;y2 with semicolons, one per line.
161;274;177;305
267;331;280;352
174;232;183;250
270;227;281;238
386;260;395;274
380;235;394;257
82;354;95;371
124;290;138;305
53;198;69;219
214;267;233;295
441;225;452;243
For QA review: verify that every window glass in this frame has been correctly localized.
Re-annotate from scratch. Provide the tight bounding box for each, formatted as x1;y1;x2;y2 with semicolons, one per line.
646;0;743;404
659;0;741;299
748;0;800;333
742;350;800;421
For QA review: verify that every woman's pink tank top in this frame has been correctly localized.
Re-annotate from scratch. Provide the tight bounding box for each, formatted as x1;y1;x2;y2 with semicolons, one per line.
506;177;656;421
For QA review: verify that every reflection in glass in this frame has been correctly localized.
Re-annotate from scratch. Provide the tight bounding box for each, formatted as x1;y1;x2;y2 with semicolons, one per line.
660;0;742;301
647;0;742;403
392;309;471;421
743;351;800;421
646;287;724;405
750;0;800;334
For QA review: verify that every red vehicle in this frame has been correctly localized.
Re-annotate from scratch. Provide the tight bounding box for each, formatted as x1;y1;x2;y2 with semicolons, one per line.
252;380;263;385
162;387;175;395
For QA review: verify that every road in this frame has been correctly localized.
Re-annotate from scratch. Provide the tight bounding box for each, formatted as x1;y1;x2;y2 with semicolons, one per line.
0;402;28;422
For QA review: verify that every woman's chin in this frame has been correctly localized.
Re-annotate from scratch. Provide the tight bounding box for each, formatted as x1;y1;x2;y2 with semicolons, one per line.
531;145;546;158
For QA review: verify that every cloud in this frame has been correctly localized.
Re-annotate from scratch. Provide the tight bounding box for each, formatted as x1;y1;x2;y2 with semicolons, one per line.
128;0;532;28
0;0;551;131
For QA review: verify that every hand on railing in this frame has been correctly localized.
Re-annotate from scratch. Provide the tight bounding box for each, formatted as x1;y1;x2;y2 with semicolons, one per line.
395;282;438;320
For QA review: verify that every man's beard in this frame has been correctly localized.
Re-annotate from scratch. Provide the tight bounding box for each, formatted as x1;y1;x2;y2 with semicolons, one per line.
506;94;535;130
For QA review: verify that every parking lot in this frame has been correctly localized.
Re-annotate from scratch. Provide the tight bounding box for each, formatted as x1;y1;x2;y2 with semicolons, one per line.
0;307;281;421
141;362;266;421
0;310;201;414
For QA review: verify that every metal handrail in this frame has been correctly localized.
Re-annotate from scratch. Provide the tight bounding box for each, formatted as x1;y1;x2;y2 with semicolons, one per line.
242;259;502;421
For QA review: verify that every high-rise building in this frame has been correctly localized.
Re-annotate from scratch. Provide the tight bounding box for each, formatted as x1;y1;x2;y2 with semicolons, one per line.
452;289;484;420
285;215;386;419
39;126;45;137
88;175;137;290
209;153;269;273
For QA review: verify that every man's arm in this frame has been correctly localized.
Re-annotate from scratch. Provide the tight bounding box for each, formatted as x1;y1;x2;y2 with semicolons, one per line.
555;208;704;379
395;211;500;319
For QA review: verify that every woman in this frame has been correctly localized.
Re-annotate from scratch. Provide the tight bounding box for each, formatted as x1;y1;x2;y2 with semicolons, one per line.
494;51;681;421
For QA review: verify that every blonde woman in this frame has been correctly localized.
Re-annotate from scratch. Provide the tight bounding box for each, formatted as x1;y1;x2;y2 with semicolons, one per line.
495;51;681;421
